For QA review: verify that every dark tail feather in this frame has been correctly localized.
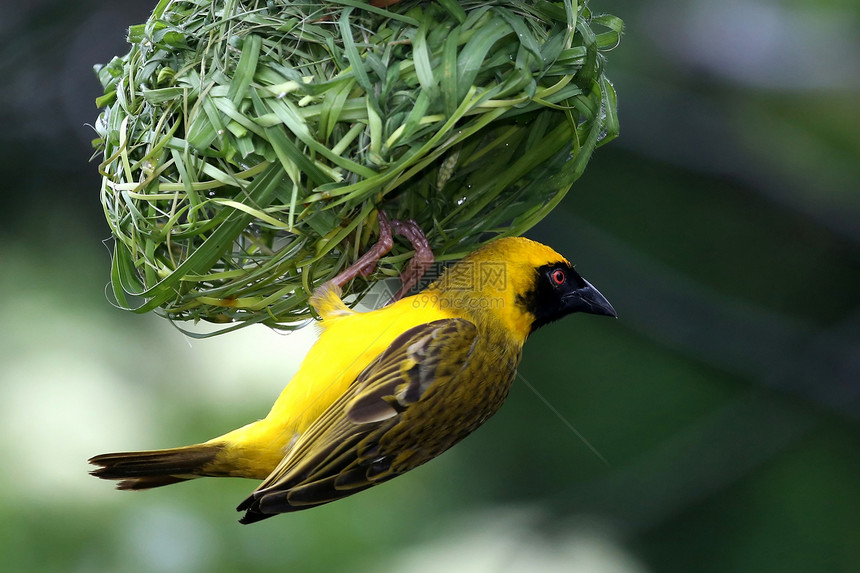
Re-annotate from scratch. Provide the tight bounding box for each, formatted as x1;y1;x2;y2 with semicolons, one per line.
89;444;224;491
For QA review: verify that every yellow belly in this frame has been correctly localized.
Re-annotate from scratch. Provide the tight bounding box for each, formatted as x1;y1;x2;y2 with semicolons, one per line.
211;295;453;477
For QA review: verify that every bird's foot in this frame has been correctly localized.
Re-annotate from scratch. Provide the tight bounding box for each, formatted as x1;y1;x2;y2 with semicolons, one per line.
388;219;435;304
316;211;434;307
326;211;394;291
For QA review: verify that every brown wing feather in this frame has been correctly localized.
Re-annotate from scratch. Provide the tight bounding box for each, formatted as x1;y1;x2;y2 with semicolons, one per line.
237;318;479;523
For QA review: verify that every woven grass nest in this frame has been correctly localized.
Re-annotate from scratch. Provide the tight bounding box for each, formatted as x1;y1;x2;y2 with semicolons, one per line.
94;0;622;334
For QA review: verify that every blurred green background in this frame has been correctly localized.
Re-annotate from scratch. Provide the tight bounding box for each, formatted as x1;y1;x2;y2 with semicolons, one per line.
1;1;858;571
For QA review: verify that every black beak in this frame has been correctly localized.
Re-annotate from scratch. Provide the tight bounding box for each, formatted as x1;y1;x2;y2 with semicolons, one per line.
563;278;617;318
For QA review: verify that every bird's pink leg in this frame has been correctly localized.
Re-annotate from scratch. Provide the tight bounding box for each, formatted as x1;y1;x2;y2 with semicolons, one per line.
388;219;435;303
320;211;434;305
325;211;394;290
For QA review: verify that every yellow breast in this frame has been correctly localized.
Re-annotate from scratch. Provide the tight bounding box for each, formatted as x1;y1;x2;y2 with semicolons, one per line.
261;296;453;439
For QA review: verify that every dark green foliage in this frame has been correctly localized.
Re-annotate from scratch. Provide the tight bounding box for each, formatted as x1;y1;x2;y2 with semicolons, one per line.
94;0;622;333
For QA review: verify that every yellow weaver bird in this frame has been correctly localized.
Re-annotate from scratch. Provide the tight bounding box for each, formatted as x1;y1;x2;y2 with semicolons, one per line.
90;213;616;523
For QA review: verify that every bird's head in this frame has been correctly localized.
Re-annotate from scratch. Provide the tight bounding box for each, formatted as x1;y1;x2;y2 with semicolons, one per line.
433;237;616;340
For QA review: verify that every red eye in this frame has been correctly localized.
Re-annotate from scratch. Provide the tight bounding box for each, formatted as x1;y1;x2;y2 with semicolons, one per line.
551;269;566;285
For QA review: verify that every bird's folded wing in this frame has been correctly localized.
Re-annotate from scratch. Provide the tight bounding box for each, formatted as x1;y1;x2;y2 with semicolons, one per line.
237;318;478;520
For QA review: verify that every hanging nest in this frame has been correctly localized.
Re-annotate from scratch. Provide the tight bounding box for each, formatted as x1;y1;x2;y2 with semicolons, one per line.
94;0;622;334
